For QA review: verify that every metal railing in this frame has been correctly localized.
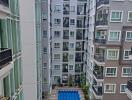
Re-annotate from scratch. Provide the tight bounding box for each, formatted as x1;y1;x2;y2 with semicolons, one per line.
96;0;109;7
93;70;104;79
0;48;12;67
95;39;106;44
127;80;132;92
94;54;105;62
92;85;103;95
96;20;108;26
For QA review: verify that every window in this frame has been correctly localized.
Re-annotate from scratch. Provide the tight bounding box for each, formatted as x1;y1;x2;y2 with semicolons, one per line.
54;31;60;37
54;43;60;48
124;50;131;60
54;65;60;70
69;54;74;60
43;47;47;54
70;31;74;37
54;5;61;12
104;84;116;93
43;31;47;38
126;31;132;41
108;31;120;41
70;19;75;25
69;65;73;70
54;54;60;59
122;67;132;77
107;49;119;60
43;63;47;69
69;43;74;49
42;13;47;20
110;11;123;22
105;67;117;77
54;76;60;83
54;19;61;25
128;11;132;21
70;6;75;12
120;84;127;93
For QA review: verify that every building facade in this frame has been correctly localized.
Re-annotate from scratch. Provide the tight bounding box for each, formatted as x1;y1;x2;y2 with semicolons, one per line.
0;0;23;100
51;0;88;85
86;0;132;100
20;0;42;100
41;0;52;96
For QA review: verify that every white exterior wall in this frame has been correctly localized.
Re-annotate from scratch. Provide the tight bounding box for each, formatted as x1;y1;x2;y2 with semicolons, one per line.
19;0;38;100
86;0;96;100
51;0;87;84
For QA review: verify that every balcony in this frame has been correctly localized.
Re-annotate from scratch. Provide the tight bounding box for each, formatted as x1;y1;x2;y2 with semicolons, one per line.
0;48;12;68
96;20;108;26
63;17;69;27
96;0;109;8
126;80;132;100
93;70;104;80
0;0;9;7
92;85;103;99
62;64;68;73
94;54;105;66
95;39;106;45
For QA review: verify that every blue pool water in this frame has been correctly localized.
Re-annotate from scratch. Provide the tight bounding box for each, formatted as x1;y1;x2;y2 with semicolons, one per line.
58;90;80;100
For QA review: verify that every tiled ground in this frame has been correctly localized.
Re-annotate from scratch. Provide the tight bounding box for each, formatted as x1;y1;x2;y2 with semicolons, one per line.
47;86;85;100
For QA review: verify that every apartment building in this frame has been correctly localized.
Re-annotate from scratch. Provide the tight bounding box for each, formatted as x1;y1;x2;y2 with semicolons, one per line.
85;0;96;100
20;0;42;100
41;0;52;96
86;0;132;100
51;0;88;85
0;0;23;100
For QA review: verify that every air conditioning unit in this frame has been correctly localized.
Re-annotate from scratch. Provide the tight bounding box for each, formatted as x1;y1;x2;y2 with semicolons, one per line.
101;31;106;35
104;9;109;14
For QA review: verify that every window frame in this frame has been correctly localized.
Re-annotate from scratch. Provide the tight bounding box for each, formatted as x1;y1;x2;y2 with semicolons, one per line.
104;84;116;94
122;67;132;77
120;84;127;93
54;18;61;25
128;11;132;22
54;5;61;12
69;65;74;70
123;50;131;60
54;65;60;70
110;10;123;22
125;31;132;41
54;54;60;59
54;43;60;48
105;67;117;77
107;49;119;60
108;31;121;41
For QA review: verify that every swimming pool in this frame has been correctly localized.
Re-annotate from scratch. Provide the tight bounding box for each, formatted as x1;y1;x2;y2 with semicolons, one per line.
58;90;80;100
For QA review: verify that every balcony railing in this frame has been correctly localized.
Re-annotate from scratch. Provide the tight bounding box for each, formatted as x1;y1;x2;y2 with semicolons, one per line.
93;70;103;79
0;0;9;7
0;48;12;67
127;80;132;92
95;39;106;45
94;54;105;63
92;85;103;95
96;0;109;8
96;20;108;26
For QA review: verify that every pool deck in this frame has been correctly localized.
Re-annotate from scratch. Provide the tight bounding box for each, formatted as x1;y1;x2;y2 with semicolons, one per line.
48;87;85;100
